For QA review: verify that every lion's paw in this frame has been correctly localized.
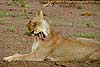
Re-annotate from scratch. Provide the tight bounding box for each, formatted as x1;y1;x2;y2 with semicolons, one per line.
3;56;14;62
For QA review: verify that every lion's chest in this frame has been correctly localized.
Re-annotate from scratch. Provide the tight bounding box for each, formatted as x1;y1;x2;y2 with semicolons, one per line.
31;41;39;52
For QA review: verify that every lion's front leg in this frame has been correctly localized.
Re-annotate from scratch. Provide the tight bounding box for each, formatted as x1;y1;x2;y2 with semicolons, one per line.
3;53;22;62
3;44;50;62
3;53;31;61
3;53;32;61
3;53;44;62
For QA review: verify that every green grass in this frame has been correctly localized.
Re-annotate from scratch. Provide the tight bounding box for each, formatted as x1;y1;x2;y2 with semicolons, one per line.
75;4;83;9
0;11;10;17
73;33;100;38
0;11;26;17
0;18;6;23
7;0;26;7
11;12;26;17
94;1;100;4
71;64;77;67
7;25;16;32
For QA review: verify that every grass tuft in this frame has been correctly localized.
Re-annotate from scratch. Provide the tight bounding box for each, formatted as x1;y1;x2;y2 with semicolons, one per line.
73;33;100;38
0;18;6;23
7;0;26;7
75;4;83;9
7;25;16;32
0;11;26;17
0;11;10;17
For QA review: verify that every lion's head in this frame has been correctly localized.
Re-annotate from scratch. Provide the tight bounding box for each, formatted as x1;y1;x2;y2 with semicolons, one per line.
27;10;50;40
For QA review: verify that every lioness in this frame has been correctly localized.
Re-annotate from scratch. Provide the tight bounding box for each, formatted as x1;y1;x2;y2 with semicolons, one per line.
3;10;100;62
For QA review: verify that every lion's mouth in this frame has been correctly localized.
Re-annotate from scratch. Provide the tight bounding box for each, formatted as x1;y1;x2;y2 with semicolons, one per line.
31;31;46;40
38;32;46;40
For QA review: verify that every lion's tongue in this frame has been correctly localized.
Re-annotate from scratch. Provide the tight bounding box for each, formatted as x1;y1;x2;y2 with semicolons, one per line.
39;32;47;40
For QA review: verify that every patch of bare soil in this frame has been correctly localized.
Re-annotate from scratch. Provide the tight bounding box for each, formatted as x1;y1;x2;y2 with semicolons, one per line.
0;0;100;67
0;61;100;67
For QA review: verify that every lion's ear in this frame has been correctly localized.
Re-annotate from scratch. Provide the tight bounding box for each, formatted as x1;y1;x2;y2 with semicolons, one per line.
36;10;43;19
27;20;31;27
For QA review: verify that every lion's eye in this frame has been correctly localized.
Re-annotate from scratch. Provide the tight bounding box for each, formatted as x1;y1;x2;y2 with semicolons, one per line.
32;22;36;26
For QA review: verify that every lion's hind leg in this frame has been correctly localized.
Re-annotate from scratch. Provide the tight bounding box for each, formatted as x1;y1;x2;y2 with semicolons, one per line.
88;50;100;61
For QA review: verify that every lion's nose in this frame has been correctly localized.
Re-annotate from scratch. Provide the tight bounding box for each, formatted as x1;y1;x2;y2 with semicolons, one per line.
31;30;34;34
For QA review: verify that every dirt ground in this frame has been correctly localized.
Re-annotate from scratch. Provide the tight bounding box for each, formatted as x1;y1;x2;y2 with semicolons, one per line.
0;0;100;67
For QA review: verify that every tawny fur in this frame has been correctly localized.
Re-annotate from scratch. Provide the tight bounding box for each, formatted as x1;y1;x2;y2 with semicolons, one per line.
3;10;100;62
